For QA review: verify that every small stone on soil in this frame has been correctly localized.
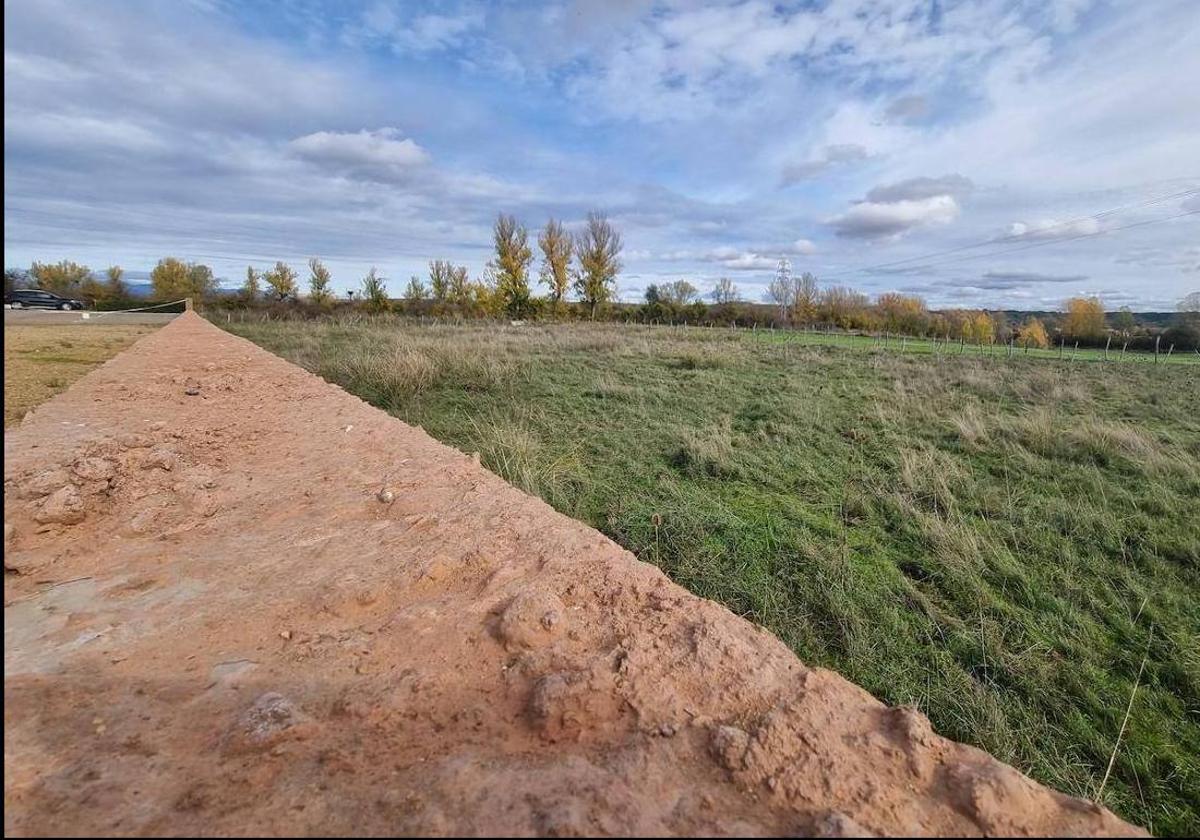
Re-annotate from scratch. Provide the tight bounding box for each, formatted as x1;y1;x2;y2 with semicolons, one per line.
34;485;86;525
143;448;178;471
16;468;72;500
709;724;751;771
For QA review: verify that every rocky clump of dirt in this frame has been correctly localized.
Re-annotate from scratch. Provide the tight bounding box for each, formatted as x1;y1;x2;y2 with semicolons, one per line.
3;430;223;576
3;313;1145;836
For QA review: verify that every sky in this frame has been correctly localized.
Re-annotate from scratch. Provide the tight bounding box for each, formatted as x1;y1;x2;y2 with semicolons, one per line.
4;0;1199;309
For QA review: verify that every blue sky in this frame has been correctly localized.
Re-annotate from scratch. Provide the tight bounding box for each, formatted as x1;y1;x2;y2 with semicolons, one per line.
4;0;1198;308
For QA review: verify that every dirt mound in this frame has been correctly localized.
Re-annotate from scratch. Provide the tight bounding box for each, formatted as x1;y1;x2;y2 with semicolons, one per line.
3;313;1143;837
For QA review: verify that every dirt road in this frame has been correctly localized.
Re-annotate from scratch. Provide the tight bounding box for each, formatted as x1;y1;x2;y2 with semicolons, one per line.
3;313;1142;836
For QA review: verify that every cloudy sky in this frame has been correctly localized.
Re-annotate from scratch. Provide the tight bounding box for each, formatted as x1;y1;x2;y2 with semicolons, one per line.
4;0;1199;308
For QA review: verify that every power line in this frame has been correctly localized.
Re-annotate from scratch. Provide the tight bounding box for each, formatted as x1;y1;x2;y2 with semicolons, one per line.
819;186;1200;279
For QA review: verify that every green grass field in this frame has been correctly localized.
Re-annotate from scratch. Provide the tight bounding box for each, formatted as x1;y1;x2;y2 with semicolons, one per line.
224;316;1200;835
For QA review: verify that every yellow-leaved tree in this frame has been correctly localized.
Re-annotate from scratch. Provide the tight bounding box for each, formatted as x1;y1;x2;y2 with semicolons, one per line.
492;213;533;319
150;257;217;300
537;218;572;307
30;260;92;295
1063;296;1106;340
972;312;994;344
876;292;929;335
308;258;333;307
360;267;389;312
573;211;622;320
428;260;452;303
263;262;298;302
1021;317;1050;348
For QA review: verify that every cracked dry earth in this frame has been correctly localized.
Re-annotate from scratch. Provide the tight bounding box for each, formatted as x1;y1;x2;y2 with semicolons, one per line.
3;313;1143;837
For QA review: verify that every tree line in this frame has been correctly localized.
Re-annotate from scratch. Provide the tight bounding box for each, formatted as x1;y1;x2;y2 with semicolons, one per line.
6;261;136;309
638;260;1198;350
4;258;221;310
6;226;1198;349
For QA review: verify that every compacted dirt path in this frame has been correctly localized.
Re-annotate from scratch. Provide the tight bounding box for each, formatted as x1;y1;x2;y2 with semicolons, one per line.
3;313;1142;837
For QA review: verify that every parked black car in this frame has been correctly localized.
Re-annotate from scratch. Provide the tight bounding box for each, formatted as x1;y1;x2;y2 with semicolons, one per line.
4;289;87;310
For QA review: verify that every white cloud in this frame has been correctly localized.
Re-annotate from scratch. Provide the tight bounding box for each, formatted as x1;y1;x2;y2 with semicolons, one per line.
823;172;973;240
553;1;1075;125
706;246;739;261
1005;217;1102;240
719;253;778;271
698;247;777;271
7;112;165;154
648;239;813;270
828;195;960;240
781;144;868;185
976;270;1088;288
287;128;431;180
1115;245;1200;274
352;5;484;53
893;2;1200;195
883;95;930;124
4;51;93;84
866;175;973;204
827;170;972;242
405;12;484;50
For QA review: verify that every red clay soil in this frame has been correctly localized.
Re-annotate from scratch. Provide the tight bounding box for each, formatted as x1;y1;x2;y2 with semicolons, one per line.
3;313;1143;837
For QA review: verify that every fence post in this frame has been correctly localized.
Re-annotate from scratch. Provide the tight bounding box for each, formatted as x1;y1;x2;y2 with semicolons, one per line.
1155;334;1161;364
1104;335;1111;361
1121;341;1127;361
1059;338;1064;360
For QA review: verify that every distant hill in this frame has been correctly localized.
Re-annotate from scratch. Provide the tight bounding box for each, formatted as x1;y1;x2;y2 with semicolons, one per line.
115;270;235;299
121;280;237;299
994;310;1180;327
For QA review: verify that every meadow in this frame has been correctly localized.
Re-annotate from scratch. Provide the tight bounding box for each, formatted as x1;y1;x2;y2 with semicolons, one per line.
3;324;160;426
224;315;1200;834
